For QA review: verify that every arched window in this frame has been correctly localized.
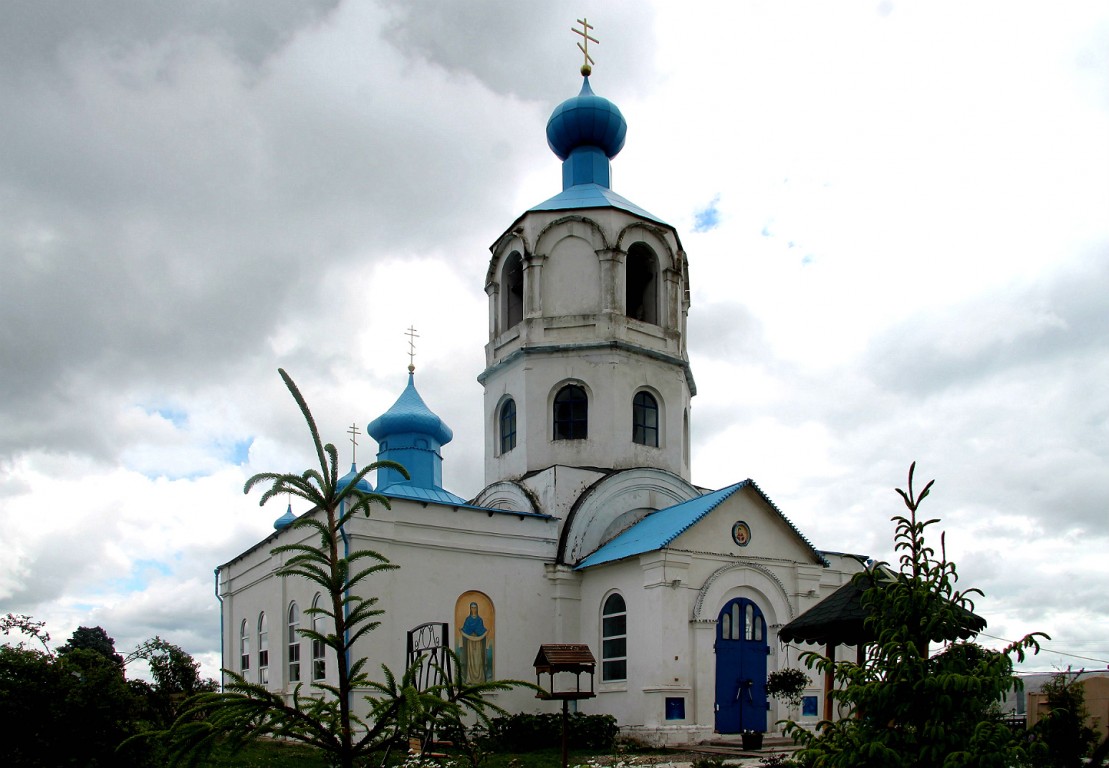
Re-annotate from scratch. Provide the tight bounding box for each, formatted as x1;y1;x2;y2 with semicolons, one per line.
239;619;250;671
499;398;517;454
626;244;659;325
601;593;627;682
553;385;588;440
287;602;301;683
502;251;524;330
632;391;659;447
257;612;269;684
311;594;326;681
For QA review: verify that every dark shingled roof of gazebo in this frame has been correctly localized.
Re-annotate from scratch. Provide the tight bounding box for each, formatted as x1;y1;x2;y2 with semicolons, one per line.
533;644;596;671
778;572;987;647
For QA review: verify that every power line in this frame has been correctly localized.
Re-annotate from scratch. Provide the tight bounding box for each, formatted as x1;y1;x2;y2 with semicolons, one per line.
976;631;1109;667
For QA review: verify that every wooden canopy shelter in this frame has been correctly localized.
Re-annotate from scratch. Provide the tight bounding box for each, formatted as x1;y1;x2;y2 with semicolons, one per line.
778;572;986;720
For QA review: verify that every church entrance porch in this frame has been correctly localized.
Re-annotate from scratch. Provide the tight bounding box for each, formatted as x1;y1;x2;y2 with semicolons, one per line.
713;598;769;734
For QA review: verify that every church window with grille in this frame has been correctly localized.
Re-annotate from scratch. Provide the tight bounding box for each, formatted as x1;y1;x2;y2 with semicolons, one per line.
553;385;588;440
601;593;627;682
632;391;659;447
257;612;269;684
287;602;301;683
311;594;326;680
499;398;517;454
239;619;250;671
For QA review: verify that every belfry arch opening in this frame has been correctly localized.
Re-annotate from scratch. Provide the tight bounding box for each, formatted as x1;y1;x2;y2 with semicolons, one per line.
502;251;524;331
626;243;658;325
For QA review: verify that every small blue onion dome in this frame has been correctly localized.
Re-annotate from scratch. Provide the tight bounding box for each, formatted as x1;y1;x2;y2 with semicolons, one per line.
273;503;296;530
546;77;627;161
336;462;373;494
367;374;453;446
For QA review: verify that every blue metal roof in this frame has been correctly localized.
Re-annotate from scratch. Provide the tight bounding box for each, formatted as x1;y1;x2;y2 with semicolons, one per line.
574;479;828;569
529;182;667;225
377;483;468;505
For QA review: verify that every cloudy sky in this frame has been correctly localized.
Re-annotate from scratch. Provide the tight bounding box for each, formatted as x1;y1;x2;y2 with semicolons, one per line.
2;1;1107;681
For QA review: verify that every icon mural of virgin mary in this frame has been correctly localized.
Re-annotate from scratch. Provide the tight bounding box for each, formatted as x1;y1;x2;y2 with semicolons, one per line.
455;592;494;684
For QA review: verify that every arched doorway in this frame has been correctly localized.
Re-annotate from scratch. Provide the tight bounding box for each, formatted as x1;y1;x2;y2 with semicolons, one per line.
714;597;769;733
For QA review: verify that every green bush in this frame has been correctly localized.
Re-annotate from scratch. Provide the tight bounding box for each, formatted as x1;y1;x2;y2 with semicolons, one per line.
485;712;619;752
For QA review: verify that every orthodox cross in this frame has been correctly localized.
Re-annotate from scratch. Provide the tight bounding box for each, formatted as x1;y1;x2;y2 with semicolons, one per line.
347;422;361;464
405;325;419;373
573;18;597;76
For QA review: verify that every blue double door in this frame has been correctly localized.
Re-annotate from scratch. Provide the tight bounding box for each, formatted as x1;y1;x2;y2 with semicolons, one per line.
714;597;769;733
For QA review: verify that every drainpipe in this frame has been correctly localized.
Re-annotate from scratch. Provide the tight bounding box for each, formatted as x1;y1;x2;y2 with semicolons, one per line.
214;567;225;691
340;514;352;711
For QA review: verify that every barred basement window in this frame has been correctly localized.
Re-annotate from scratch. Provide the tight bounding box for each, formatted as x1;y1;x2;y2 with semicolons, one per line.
601;593;627;682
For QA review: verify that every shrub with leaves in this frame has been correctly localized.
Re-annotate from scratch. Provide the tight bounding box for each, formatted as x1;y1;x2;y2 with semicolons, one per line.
784;464;1047;768
485;711;620;752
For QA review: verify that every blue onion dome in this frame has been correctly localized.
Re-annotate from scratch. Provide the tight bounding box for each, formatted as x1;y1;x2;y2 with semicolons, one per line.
273;502;296;530
367;373;453;446
336;462;373;494
546;77;627;161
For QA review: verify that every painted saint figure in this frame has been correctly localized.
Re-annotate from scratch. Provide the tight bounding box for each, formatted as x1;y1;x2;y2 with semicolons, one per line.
460;602;488;684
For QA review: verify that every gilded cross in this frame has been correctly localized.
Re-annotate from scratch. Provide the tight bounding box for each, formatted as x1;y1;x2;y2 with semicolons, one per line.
573;18;597;76
405;325;419;373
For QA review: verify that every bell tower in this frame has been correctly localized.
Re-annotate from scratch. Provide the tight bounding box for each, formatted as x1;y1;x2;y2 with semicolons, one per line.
477;67;695;494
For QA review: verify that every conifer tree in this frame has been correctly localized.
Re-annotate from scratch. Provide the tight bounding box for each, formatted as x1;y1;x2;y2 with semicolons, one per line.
162;369;516;768
785;464;1047;768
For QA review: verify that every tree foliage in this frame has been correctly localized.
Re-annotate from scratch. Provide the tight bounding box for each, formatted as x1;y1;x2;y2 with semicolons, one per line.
128;636;217;697
785;463;1047;768
1030;669;1099;768
1;612;51;652
58;624;125;668
162;369;524;768
0;642;154;766
2;620;213;765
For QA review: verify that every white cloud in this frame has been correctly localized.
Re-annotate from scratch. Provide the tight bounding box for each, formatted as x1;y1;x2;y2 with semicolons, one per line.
1;1;1107;674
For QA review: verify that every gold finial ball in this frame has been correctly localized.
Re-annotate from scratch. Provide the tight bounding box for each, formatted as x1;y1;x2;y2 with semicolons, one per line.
581;63;592;76
408;364;415;373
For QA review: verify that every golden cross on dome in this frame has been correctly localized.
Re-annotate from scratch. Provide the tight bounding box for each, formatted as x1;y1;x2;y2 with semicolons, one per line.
347;422;361;464
573;18;597;76
405;325;419;373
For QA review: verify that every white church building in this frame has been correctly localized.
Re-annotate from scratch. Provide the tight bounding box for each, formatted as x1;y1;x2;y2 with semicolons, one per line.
218;68;863;745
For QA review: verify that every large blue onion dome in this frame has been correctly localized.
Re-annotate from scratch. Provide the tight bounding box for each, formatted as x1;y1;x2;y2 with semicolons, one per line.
367;374;453;446
336;462;373;495
546;77;627;161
